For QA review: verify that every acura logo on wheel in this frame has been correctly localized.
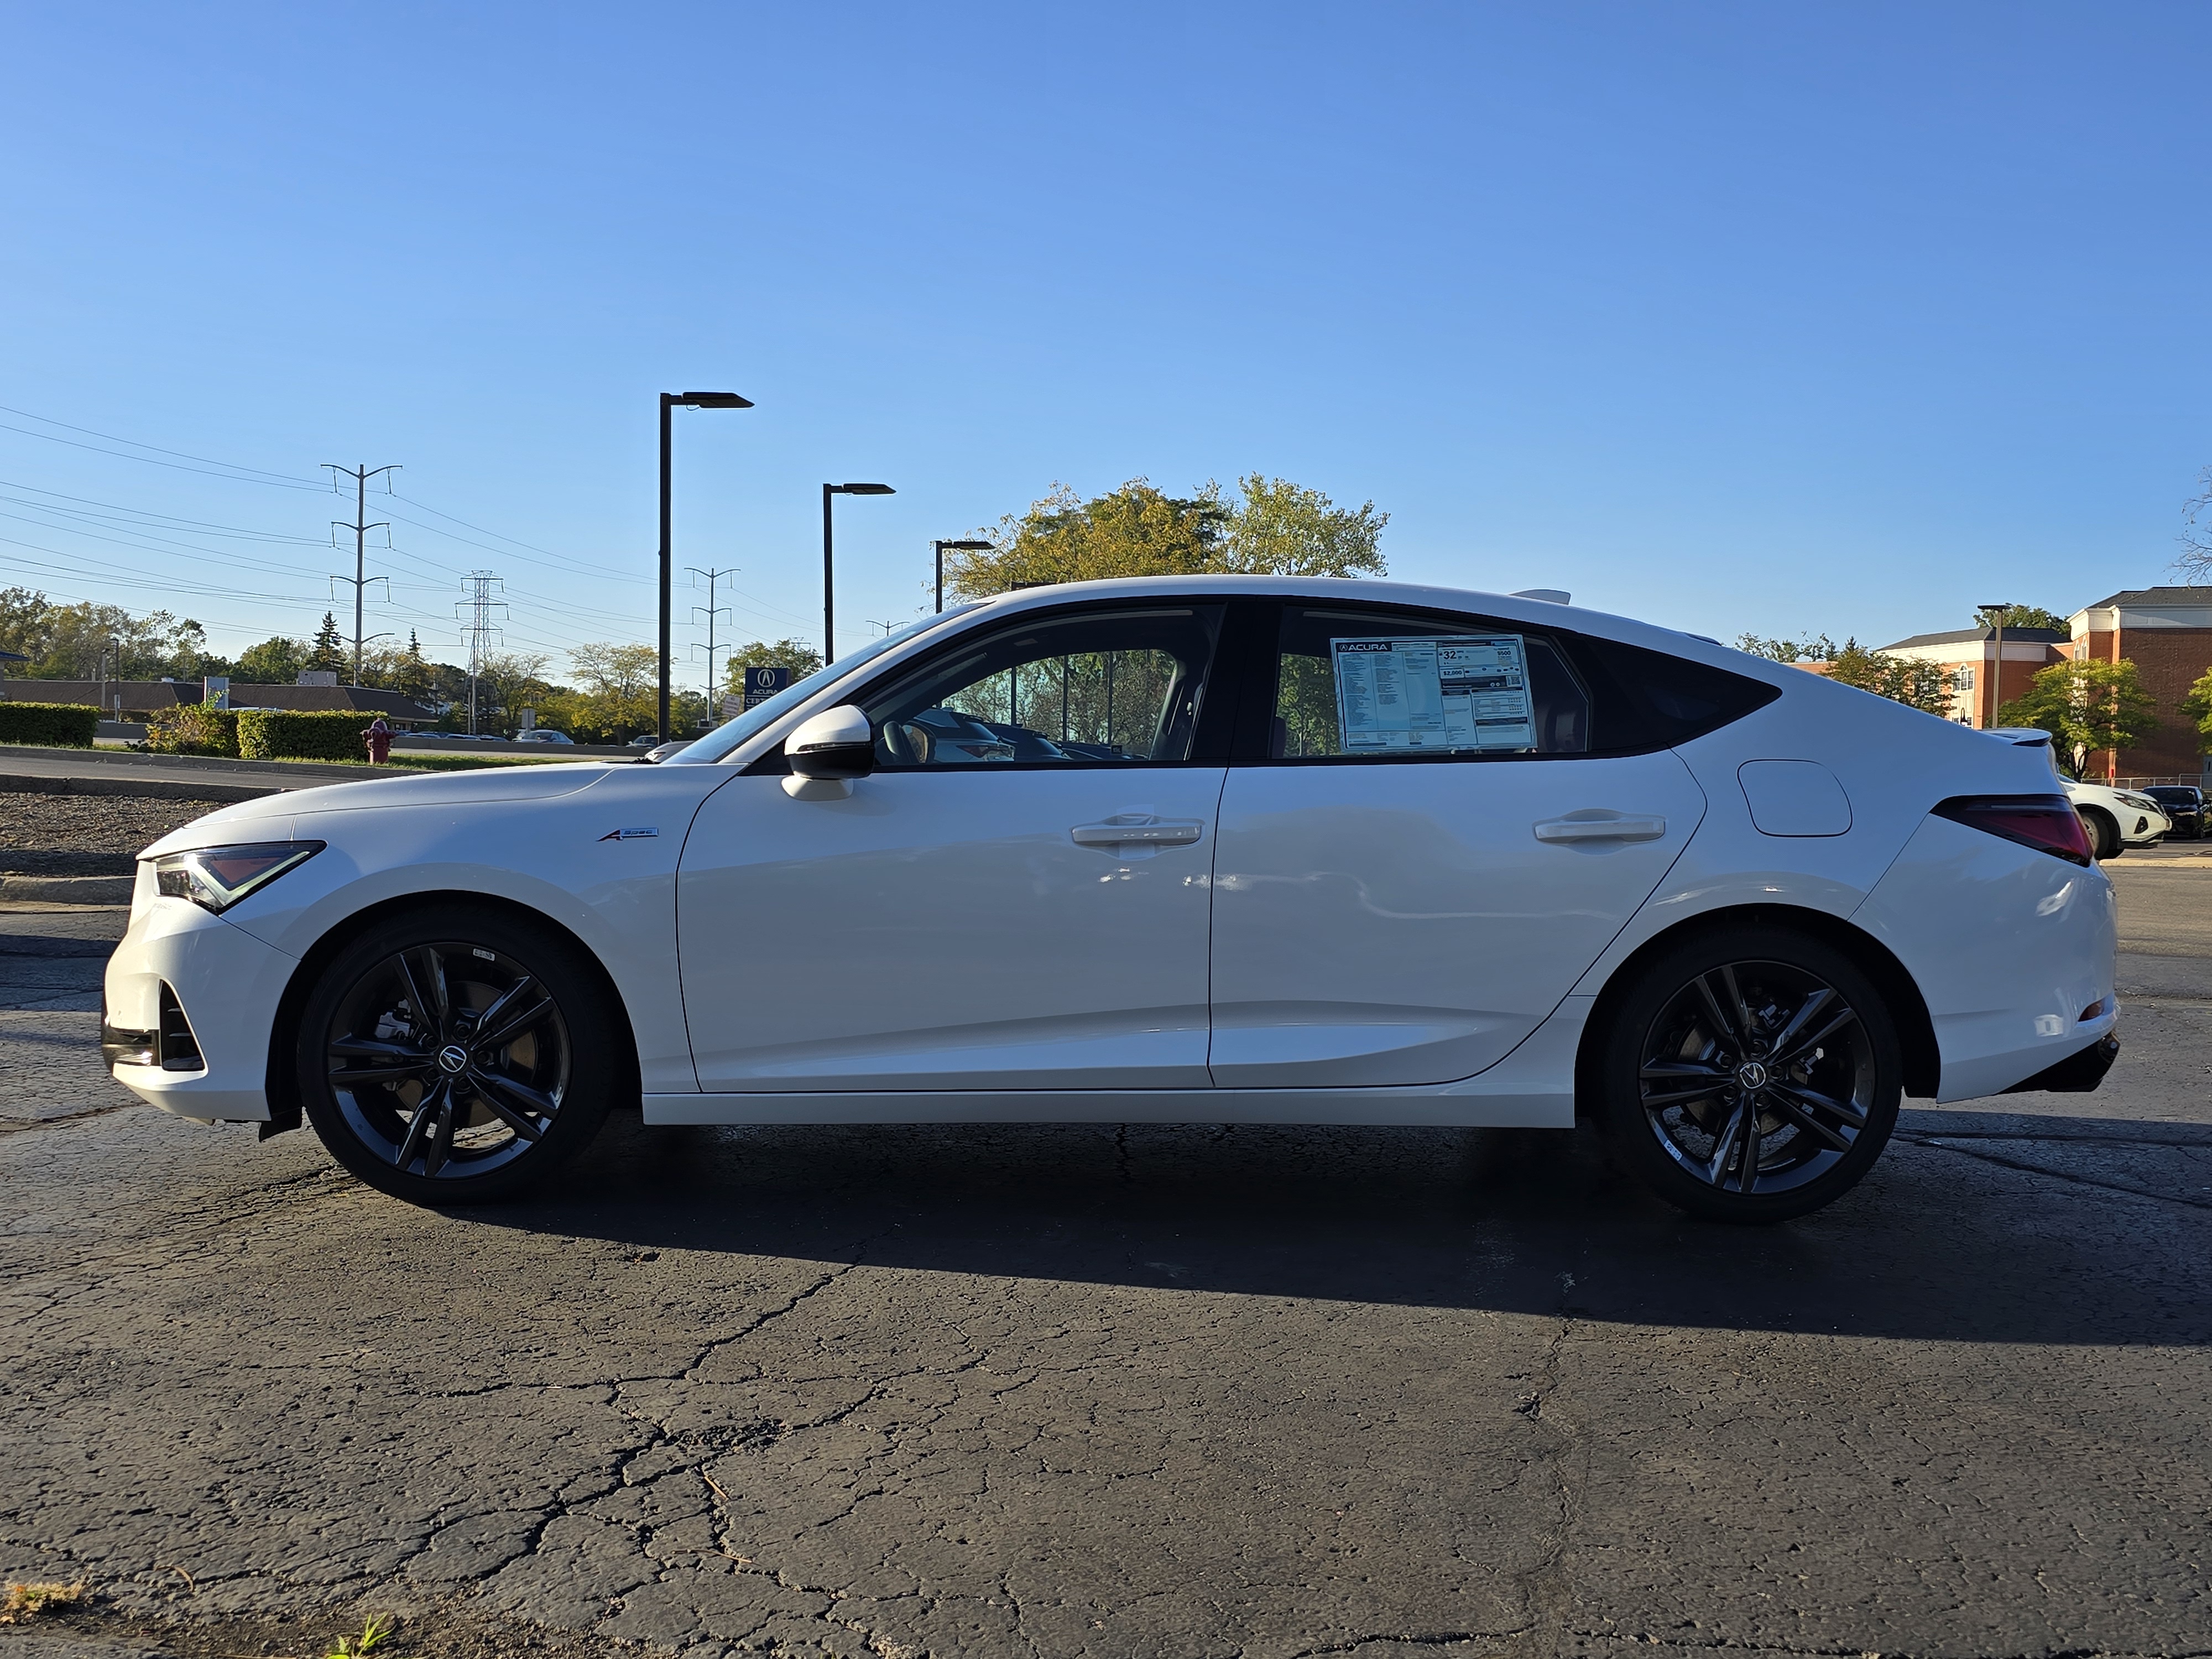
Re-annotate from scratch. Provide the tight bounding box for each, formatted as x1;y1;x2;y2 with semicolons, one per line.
437;1044;469;1075
1735;1060;1770;1091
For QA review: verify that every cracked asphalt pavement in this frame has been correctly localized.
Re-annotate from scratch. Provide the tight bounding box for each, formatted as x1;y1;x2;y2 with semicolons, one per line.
2;805;2209;1659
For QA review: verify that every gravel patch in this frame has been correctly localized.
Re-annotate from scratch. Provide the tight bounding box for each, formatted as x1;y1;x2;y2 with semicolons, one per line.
0;794;220;856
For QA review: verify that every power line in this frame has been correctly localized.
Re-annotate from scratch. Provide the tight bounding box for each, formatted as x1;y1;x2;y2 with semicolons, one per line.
0;403;324;484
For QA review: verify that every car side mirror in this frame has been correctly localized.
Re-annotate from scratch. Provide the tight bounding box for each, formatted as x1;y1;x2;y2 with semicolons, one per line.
782;705;874;800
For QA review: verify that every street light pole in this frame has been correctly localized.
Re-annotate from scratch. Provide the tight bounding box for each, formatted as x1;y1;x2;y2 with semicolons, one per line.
933;538;992;614
659;392;753;742
822;482;895;663
1977;601;2014;729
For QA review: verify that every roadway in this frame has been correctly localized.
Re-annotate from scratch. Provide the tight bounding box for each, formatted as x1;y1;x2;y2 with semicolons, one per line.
0;836;2206;1659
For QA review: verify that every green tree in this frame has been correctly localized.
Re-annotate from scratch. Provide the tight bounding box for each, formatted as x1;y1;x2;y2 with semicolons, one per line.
395;631;433;702
1975;604;2067;632
1735;633;1839;663
2180;667;2212;755
1219;475;1388;577
945;480;1230;599
1826;639;1953;716
0;587;216;680
305;613;348;675
557;642;659;741
943;476;1391;602
236;637;307;685
1998;658;2159;778
724;638;825;694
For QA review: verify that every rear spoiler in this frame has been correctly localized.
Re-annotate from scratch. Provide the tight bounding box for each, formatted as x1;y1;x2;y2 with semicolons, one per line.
1983;727;2052;749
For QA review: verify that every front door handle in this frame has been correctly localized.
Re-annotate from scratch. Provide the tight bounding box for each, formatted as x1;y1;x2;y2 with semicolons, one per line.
1071;816;1206;850
1533;812;1668;844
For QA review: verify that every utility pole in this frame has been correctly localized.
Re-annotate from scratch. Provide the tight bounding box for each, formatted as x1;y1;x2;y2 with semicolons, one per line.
455;571;508;735
324;463;400;686
687;565;737;726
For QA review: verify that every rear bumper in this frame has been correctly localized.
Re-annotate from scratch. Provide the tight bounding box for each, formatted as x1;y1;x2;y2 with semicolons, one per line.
2003;1031;2119;1094
1854;815;2117;1103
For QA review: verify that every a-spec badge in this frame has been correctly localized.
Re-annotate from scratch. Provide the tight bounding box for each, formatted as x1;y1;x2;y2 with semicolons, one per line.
599;827;660;841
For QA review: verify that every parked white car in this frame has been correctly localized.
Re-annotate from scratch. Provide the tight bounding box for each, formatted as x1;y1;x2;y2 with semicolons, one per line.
1982;728;2168;859
104;578;2117;1222
2064;780;2169;859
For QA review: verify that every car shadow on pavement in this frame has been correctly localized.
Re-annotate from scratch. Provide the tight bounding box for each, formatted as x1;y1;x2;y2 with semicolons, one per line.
457;1109;2212;1349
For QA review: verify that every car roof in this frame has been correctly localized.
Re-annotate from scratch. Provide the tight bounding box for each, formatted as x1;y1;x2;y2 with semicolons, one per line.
955;575;1775;682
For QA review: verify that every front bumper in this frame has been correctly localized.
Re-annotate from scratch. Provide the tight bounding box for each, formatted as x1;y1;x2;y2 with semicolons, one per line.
105;881;298;1121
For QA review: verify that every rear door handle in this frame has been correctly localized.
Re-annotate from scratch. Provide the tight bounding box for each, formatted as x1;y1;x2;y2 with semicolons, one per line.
1533;813;1668;844
1072;816;1206;849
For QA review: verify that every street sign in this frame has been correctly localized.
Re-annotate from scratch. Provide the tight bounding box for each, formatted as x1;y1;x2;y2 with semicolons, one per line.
739;665;790;709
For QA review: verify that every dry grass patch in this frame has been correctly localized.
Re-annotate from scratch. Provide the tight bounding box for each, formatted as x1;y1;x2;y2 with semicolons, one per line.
0;1579;87;1622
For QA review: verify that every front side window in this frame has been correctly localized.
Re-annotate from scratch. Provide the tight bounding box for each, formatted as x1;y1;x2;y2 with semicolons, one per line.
1270;606;1592;759
859;605;1224;768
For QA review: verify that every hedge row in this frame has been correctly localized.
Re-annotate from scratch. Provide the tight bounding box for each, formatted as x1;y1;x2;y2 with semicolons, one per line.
144;705;241;757
238;709;383;761
0;702;99;748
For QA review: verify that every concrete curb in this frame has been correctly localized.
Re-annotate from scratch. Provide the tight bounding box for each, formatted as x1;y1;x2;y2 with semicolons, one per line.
0;743;422;781
0;772;280;804
0;873;135;904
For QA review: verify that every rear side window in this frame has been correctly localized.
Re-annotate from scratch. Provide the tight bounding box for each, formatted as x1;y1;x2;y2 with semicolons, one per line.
1260;606;1776;760
1271;607;1592;758
1569;635;1780;751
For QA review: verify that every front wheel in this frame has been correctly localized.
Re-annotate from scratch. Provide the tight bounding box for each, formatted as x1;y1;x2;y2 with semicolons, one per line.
2079;807;2120;860
1595;925;1902;1223
296;907;620;1203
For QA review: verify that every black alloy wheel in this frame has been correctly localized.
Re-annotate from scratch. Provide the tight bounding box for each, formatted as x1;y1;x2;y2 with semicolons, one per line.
1597;925;1901;1223
297;907;619;1203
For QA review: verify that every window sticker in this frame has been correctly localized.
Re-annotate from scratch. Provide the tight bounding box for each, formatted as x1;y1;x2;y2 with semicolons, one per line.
1330;634;1536;753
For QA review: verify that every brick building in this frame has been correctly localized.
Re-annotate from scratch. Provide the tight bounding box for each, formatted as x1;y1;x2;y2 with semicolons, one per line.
1875;627;2072;727
2067;587;2212;781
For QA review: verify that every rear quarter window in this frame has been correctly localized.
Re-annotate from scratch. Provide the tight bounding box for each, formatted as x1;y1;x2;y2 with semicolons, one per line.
1566;635;1781;752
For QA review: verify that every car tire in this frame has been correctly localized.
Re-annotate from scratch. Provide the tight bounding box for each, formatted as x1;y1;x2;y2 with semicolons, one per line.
2078;807;2120;860
1594;924;1902;1224
296;906;620;1204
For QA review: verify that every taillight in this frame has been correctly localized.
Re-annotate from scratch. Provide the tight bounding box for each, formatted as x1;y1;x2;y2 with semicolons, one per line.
1933;795;2093;866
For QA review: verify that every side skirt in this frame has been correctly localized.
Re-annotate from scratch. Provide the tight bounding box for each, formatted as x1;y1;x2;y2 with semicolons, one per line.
642;994;1591;1128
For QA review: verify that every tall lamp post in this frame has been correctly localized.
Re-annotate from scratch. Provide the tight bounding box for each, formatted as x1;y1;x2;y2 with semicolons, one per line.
822;482;895;662
933;538;992;613
1976;601;2014;729
659;392;753;742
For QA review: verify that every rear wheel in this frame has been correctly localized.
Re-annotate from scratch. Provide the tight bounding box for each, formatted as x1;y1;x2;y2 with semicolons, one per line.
296;907;619;1203
1596;925;1901;1223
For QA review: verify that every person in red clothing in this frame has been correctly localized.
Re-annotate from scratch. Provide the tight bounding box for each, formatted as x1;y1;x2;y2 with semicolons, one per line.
362;715;392;765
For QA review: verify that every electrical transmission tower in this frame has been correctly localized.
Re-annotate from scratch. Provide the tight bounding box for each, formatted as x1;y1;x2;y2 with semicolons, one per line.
324;463;400;686
455;571;508;735
687;565;738;723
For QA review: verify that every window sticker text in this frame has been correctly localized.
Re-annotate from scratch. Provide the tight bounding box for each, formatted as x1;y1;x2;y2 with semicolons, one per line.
1329;634;1535;753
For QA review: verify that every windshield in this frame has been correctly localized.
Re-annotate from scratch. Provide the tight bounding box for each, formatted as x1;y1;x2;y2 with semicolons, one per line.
668;605;987;763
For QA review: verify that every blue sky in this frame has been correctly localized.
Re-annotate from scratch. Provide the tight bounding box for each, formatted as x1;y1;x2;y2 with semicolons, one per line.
2;2;2208;682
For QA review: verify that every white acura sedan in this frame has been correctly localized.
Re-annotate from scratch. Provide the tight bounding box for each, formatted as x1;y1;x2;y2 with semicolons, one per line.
105;578;2117;1222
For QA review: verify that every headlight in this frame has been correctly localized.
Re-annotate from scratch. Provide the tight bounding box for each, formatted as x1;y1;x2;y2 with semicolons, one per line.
151;841;325;914
2117;792;2159;810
